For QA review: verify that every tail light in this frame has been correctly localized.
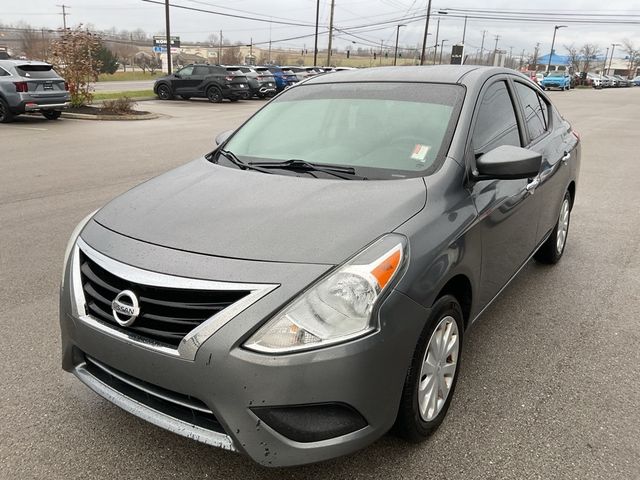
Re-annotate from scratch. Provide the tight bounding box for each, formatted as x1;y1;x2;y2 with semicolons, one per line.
257;75;263;80
225;76;234;82
572;130;580;141
14;81;28;93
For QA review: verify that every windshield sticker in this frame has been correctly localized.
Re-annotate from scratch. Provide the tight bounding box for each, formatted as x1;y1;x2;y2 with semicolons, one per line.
410;144;430;163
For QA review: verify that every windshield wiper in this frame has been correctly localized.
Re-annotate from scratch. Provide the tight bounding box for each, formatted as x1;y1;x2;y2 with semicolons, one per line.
248;159;366;180
217;149;273;175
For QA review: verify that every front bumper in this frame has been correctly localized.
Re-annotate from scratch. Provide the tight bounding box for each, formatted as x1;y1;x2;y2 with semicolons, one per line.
60;224;429;466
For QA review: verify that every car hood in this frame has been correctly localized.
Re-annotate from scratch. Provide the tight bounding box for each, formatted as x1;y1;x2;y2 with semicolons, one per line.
93;157;426;264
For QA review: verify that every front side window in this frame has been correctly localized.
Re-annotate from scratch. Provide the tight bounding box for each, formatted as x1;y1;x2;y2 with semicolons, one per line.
473;81;520;154
514;82;548;141
177;66;194;76
222;82;465;179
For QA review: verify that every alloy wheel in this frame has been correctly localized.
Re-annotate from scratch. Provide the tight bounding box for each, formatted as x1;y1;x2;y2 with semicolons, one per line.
418;315;460;422
556;198;570;254
157;85;171;100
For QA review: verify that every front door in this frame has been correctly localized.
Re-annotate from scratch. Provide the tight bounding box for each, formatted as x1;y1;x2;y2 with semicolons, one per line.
469;79;541;306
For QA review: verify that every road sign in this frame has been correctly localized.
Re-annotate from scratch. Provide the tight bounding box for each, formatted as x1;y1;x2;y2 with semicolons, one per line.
153;46;163;53
153;36;180;48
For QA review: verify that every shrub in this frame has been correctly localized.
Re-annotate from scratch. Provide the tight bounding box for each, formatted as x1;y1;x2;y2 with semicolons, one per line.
101;97;137;114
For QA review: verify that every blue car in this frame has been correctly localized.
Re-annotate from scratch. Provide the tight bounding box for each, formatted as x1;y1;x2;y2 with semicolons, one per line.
541;71;571;91
266;66;299;92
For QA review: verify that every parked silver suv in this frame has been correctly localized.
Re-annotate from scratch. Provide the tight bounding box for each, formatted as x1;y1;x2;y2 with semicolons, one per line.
0;59;70;123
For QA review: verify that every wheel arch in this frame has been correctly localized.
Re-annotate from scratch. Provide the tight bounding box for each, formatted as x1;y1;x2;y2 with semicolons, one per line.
434;274;473;328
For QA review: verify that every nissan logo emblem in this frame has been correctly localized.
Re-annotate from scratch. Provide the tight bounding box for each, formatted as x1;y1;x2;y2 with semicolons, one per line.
111;290;140;327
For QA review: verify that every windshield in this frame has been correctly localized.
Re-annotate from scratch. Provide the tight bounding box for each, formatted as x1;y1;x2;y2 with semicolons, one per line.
223;82;464;179
548;72;565;77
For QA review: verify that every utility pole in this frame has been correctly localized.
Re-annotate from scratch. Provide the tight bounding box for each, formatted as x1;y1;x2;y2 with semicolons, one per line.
439;40;448;64
432;17;440;65
419;0;433;65
533;42;540;70
164;0;172;74
379;39;383;66
393;24;406;66
268;20;272;63
520;48;525;69
326;0;335;66
313;0;320;66
479;30;487;65
57;4;70;30
219;30;222;64
509;46;513;68
493;34;500;65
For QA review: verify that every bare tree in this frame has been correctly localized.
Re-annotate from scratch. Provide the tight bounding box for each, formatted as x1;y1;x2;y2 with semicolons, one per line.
207;32;219;46
621;39;639;77
579;44;600;73
274;52;289;66
221;43;243;64
564;44;580;72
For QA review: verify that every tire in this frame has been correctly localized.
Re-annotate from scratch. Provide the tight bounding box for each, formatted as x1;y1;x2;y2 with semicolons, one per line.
206;86;223;103
0;98;14;123
535;190;571;264
156;84;173;100
179;95;191;100
395;295;464;442
42;110;61;120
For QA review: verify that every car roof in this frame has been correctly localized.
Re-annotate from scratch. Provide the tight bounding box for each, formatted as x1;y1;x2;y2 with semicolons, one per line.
302;65;521;87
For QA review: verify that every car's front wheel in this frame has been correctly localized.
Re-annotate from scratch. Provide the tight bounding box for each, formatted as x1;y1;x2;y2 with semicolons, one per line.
535;190;572;264
0;98;14;123
156;84;173;100
395;295;463;441
42;110;61;120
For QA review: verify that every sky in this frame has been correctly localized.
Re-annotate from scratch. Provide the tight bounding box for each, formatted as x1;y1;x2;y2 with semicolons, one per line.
2;0;639;59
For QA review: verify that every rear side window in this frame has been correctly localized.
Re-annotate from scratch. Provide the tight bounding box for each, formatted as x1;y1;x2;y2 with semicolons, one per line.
16;65;58;78
0;67;10;76
193;66;210;75
473;81;521;154
514;82;548;141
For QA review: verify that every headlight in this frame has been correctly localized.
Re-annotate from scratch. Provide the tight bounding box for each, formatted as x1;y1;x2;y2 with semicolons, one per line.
62;210;97;284
244;234;407;354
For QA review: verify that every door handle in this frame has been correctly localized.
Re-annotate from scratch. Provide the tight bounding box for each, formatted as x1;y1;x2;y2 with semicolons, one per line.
561;151;571;164
526;177;540;194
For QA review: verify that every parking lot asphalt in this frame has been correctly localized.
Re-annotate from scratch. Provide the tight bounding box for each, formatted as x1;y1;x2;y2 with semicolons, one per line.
1;88;639;480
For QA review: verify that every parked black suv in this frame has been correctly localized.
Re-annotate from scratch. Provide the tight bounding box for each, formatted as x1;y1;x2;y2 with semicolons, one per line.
154;64;250;102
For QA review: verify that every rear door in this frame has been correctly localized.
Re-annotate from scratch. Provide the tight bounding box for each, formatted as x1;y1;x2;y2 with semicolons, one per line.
469;78;541;306
188;65;211;94
15;64;66;99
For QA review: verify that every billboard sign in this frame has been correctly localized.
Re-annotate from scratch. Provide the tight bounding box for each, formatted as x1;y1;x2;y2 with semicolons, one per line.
153;36;180;48
450;44;464;65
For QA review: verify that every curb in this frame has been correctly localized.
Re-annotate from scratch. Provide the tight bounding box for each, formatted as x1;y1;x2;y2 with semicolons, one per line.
61;111;160;121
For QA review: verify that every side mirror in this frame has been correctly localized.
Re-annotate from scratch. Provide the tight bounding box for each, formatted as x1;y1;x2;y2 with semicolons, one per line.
215;129;234;146
174;73;181;78
475;145;542;180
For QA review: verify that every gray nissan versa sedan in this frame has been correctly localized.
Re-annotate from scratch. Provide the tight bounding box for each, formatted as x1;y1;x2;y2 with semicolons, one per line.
60;66;580;467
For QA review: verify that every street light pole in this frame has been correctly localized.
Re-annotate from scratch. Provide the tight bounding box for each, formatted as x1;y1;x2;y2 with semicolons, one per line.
432;17;440;65
419;0;433;65
602;47;609;74
608;43;620;75
462;16;467;44
439;39;448;64
393;24;406;66
547;25;567;73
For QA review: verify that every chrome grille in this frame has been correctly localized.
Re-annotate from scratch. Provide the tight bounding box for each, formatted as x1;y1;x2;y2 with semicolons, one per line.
79;251;250;348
